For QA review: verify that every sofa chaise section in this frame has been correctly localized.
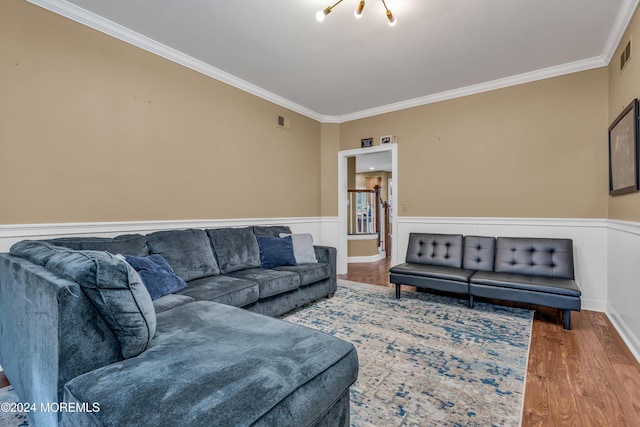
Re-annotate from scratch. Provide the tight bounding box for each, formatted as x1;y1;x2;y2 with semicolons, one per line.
62;301;358;427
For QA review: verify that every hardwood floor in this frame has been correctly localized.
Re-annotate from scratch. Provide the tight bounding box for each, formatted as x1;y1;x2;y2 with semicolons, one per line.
340;258;640;426
0;371;8;388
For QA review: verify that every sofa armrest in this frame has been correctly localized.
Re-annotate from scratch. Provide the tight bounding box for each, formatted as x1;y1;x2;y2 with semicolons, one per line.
314;246;337;295
0;254;121;427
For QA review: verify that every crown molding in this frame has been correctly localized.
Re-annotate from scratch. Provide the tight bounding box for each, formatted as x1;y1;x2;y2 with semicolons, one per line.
26;0;324;122
27;0;637;124
332;56;608;123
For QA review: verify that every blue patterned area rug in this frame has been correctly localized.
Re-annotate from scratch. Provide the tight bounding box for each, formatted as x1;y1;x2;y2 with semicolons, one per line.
0;386;30;426
284;280;533;427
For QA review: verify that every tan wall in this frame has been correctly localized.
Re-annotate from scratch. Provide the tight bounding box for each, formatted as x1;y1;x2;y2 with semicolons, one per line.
608;6;640;221
1;0;615;224
320;123;340;216
338;69;609;218
0;0;321;224
348;238;379;257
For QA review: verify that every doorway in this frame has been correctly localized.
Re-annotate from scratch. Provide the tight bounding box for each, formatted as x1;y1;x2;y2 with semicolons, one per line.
337;144;398;275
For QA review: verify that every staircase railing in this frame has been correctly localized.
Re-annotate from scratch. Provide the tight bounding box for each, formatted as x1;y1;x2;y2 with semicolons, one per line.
348;188;377;234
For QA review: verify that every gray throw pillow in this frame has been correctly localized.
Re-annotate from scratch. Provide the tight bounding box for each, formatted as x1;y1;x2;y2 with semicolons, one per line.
279;233;318;264
46;248;156;359
10;241;157;359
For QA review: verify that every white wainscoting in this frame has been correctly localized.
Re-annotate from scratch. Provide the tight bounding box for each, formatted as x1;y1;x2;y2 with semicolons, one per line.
396;217;609;312
607;220;640;362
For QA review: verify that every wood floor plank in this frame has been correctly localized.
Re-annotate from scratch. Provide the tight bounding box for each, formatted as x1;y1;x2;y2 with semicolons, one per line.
521;410;548;427
522;373;548;418
588;311;638;366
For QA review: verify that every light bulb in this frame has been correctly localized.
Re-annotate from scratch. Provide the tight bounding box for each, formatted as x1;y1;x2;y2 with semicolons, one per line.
354;1;365;19
316;7;331;22
386;10;396;27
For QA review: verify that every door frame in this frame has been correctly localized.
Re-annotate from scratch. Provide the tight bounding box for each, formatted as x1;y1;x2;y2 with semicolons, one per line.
337;144;398;274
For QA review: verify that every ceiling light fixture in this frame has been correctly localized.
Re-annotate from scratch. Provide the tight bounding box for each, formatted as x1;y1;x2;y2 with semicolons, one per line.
316;0;397;26
354;0;365;18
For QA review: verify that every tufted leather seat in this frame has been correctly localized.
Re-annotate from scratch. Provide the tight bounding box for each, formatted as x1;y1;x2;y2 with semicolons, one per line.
390;233;471;295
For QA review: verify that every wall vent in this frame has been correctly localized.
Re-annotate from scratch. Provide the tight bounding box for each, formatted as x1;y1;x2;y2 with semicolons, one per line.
620;38;632;72
277;115;291;130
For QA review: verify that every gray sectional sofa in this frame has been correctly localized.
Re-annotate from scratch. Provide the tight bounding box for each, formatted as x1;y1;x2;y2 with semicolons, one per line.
390;233;581;329
0;225;358;427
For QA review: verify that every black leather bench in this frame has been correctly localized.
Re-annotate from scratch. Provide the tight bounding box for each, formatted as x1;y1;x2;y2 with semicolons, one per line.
389;233;581;329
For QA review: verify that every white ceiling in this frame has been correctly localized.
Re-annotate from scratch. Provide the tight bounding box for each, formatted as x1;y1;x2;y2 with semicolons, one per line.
30;0;638;122
356;151;393;173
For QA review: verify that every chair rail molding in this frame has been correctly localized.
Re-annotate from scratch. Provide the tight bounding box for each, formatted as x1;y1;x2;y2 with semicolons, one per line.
0;217;331;252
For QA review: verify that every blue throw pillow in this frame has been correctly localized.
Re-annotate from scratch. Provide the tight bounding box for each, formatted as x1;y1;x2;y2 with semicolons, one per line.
256;236;297;269
124;254;187;300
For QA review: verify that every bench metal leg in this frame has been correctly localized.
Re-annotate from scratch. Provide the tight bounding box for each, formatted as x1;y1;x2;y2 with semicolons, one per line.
468;295;474;309
562;309;571;330
395;284;401;299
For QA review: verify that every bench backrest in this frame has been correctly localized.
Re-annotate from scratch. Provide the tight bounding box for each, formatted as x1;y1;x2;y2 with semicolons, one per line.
462;236;496;272
405;233;463;268
494;237;574;279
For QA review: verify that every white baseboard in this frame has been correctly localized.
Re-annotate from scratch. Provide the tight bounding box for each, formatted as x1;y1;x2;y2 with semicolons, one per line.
581;298;607;312
607;305;640;363
348;254;384;263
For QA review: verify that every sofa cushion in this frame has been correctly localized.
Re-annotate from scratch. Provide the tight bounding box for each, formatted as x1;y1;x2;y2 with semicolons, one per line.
251;225;293;238
207;227;261;274
226;268;300;299
275;263;331;286
178;275;259;308
152;294;195;314
10;240;156;359
62;301;358;427
405;233;464;268
257;236;297;269
46;234;148;257
124;254;187;300
389;262;474;282
280;233;318;264
146;229;220;281
469;271;581;297
494;237;575;279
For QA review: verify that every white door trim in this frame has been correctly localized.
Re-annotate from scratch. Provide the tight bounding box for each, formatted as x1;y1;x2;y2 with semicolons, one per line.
337;144;398;274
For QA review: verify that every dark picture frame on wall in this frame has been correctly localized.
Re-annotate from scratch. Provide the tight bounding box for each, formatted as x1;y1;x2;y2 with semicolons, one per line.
361;137;373;148
609;98;639;195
